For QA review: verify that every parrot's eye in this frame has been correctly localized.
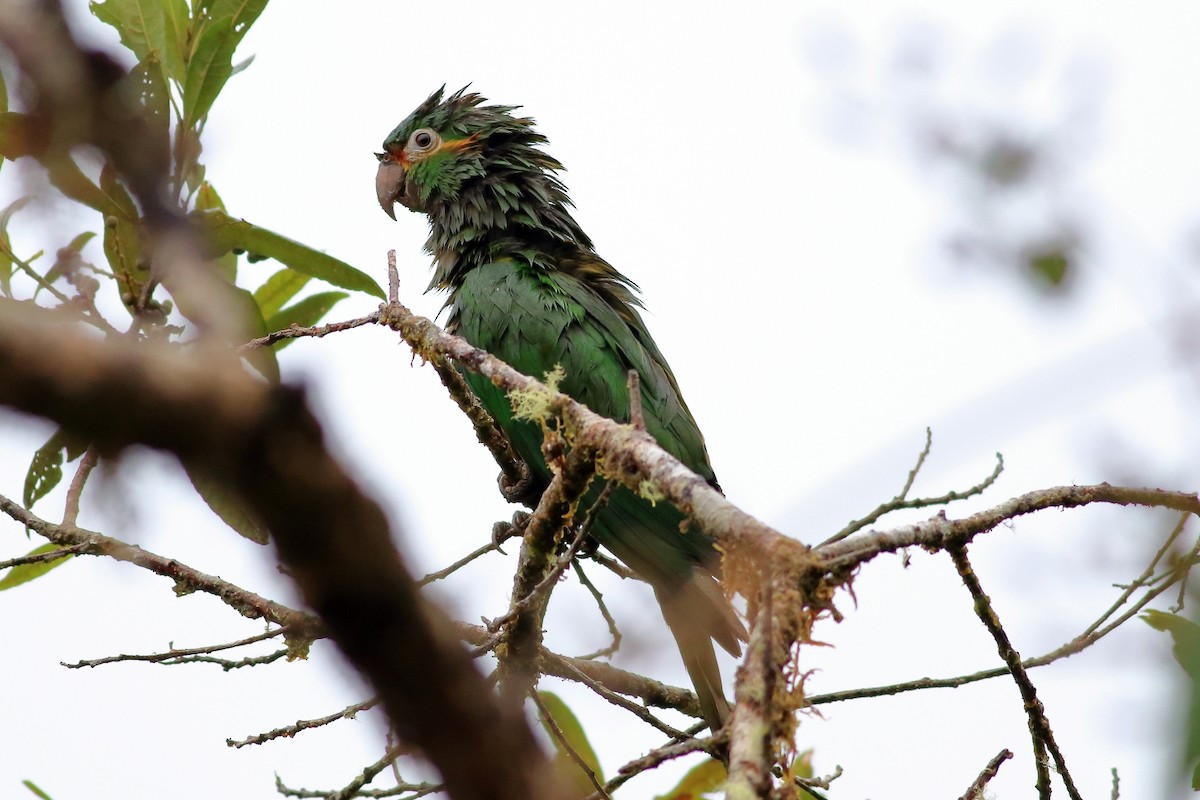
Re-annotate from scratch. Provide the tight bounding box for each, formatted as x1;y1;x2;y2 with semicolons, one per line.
408;129;439;152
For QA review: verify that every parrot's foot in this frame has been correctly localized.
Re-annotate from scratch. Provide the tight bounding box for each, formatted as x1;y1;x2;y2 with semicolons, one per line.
491;510;530;554
497;464;539;506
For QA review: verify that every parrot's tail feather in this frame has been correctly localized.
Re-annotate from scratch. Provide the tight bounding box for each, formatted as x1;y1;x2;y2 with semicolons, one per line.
656;572;746;731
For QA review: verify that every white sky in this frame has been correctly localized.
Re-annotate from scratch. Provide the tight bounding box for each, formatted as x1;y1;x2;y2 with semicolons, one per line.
4;1;1200;798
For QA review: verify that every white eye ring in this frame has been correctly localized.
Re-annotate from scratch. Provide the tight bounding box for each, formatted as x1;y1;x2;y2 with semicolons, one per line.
408;128;439;152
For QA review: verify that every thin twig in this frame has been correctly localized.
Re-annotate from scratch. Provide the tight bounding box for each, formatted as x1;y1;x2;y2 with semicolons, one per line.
810;522;1200;707
239;313;381;351
62;446;97;527
572;559;622;660
949;545;1082;800
0;493;317;632
554;659;688;740
582;733;720;800
0;542;87;570
417;539;505;587
228;699;378;748
626;370;644;431
957;749;1013;800
823;431;1004;545
62;627;291;669
276;744;435;800
532;692;612;800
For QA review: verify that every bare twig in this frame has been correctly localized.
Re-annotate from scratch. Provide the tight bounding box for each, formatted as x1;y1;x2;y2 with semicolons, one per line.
417;539;505;587
533;692;612;800
957;749;1013;800
823;434;1004;545
228;699;378;748
275;744;437;800
626;370;644;431
582;732;721;800
571;559;622;660
496;445;597;703
383;251;532;502
61;446;97;527
810;518;1200;707
553;659;689;740
818;484;1200;571
63;627;290;669
0;493;316;632
0;542;87;570
239;313;381;351
949;545;1081;800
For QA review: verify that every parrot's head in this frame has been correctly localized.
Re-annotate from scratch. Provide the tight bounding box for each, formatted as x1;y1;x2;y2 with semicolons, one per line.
375;86;560;219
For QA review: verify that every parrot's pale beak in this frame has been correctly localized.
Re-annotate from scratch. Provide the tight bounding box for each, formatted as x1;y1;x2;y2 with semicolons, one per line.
376;155;406;220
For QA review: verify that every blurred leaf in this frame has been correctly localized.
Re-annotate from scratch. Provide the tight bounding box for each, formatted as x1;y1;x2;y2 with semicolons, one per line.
255;267;310;319
537;691;603;797
21;779;54;800
100;163;148;307
196;210;385;298
655;759;726;800
0;115;128;217
0;196;31;295
67;231;98;252
0;111;43;160
0;543;76;591
1143;610;1200;789
185;464;268;544
126;52;171;168
787;749;820;800
1143;610;1200;676
195;181;226;212
1027;248;1070;288
265;291;348;350
23;428;88;512
194;183;237;280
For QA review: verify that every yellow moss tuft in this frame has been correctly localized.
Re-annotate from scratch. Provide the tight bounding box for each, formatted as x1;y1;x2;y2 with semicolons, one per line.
638;479;664;505
509;365;566;424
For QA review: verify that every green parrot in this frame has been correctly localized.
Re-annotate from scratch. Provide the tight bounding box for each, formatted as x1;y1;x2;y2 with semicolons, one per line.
376;87;746;730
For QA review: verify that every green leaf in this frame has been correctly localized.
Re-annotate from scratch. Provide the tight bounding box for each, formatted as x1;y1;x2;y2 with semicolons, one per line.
23;429;89;511
655;759;726;800
537;691;603;797
0;196;31;295
21;779;54;800
196;210;385;298
184;464;268;544
194;181;227;212
182;16;237;127
265;291;348;350
67;231;98;252
0;543;76;591
1144;610;1200;789
159;0;190;84
90;0;180;80
1143;610;1200;677
254;268;310;319
180;0;266;127
126;52;171;168
100;163;148;307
